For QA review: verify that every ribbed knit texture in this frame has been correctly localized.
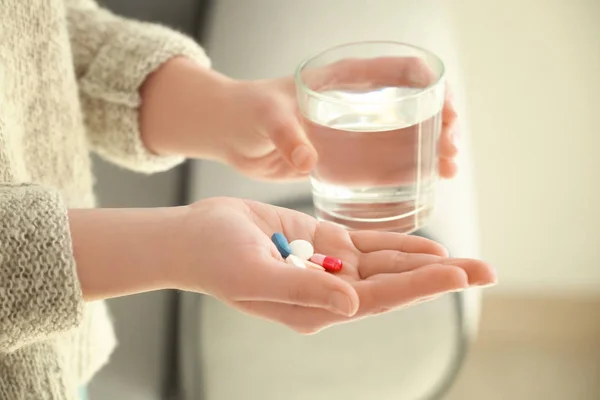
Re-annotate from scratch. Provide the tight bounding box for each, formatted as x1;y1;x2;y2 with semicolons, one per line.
0;1;210;398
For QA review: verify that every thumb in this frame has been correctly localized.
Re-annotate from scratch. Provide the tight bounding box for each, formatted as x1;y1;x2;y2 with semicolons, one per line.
241;259;359;317
268;115;318;173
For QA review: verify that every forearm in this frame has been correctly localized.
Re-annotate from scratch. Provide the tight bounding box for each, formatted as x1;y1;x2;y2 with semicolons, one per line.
139;56;235;161
67;0;211;172
68;207;184;301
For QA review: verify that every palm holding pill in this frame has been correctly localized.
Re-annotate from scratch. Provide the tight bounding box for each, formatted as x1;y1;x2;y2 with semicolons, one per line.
173;197;496;334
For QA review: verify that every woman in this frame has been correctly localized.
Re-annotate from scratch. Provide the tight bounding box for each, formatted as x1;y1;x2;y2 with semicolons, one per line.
0;1;496;399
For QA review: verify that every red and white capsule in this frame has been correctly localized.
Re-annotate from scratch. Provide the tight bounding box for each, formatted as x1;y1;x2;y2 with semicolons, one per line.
310;254;343;273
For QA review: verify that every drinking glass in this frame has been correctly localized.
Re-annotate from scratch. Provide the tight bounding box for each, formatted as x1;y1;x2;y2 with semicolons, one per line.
295;41;446;233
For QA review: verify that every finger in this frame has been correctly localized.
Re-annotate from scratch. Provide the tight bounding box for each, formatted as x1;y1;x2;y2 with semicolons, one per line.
256;158;311;182
438;159;458;179
442;82;457;122
357;264;468;313
359;252;497;286
358;250;443;278
268;114;317;173
350;230;448;257
237;259;360;317
238;148;310;182
442;99;458;129
438;126;459;159
439;258;498;286
439;84;458;160
237;264;467;334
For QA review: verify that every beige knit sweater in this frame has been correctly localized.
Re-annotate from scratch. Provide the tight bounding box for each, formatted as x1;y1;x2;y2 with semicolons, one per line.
0;1;210;398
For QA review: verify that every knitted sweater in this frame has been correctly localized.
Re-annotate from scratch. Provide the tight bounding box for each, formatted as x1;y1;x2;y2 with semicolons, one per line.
0;1;209;398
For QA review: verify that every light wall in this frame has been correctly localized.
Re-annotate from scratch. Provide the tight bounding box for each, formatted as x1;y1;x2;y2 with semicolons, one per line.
452;0;600;296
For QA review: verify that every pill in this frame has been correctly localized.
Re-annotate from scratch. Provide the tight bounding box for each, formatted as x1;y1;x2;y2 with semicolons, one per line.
285;254;307;269
289;239;314;260
271;232;292;259
304;260;325;271
310;254;343;273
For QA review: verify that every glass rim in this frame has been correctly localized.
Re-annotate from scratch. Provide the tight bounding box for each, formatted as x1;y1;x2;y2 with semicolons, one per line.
294;40;446;105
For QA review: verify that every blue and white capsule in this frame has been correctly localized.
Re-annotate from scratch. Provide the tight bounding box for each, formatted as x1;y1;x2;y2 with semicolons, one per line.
271;232;292;259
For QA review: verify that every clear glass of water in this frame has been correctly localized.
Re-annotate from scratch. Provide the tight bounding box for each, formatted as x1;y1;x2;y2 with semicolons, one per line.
295;41;446;233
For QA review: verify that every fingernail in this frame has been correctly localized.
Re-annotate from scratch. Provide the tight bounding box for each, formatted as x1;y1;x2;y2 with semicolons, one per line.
437;245;450;258
329;292;353;316
291;145;314;171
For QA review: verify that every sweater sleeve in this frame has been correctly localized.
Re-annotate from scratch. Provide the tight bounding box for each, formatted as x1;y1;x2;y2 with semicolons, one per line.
65;0;211;173
0;184;83;353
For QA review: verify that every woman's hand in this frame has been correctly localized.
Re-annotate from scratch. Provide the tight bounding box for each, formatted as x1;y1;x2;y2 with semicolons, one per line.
140;57;459;182
71;198;495;333
171;197;496;334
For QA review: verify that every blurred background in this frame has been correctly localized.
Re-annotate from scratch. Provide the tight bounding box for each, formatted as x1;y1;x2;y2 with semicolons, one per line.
91;0;600;399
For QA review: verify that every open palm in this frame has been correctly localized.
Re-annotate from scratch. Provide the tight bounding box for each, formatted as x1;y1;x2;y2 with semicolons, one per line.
183;198;496;334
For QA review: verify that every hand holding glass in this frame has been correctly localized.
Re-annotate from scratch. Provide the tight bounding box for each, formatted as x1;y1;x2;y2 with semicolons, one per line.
296;42;445;233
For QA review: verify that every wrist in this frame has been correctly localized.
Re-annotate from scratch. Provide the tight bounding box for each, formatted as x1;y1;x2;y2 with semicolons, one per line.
69;206;185;301
139;56;237;160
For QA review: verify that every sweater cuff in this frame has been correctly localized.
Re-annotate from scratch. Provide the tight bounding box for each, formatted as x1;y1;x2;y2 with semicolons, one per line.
78;19;211;173
0;184;83;352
